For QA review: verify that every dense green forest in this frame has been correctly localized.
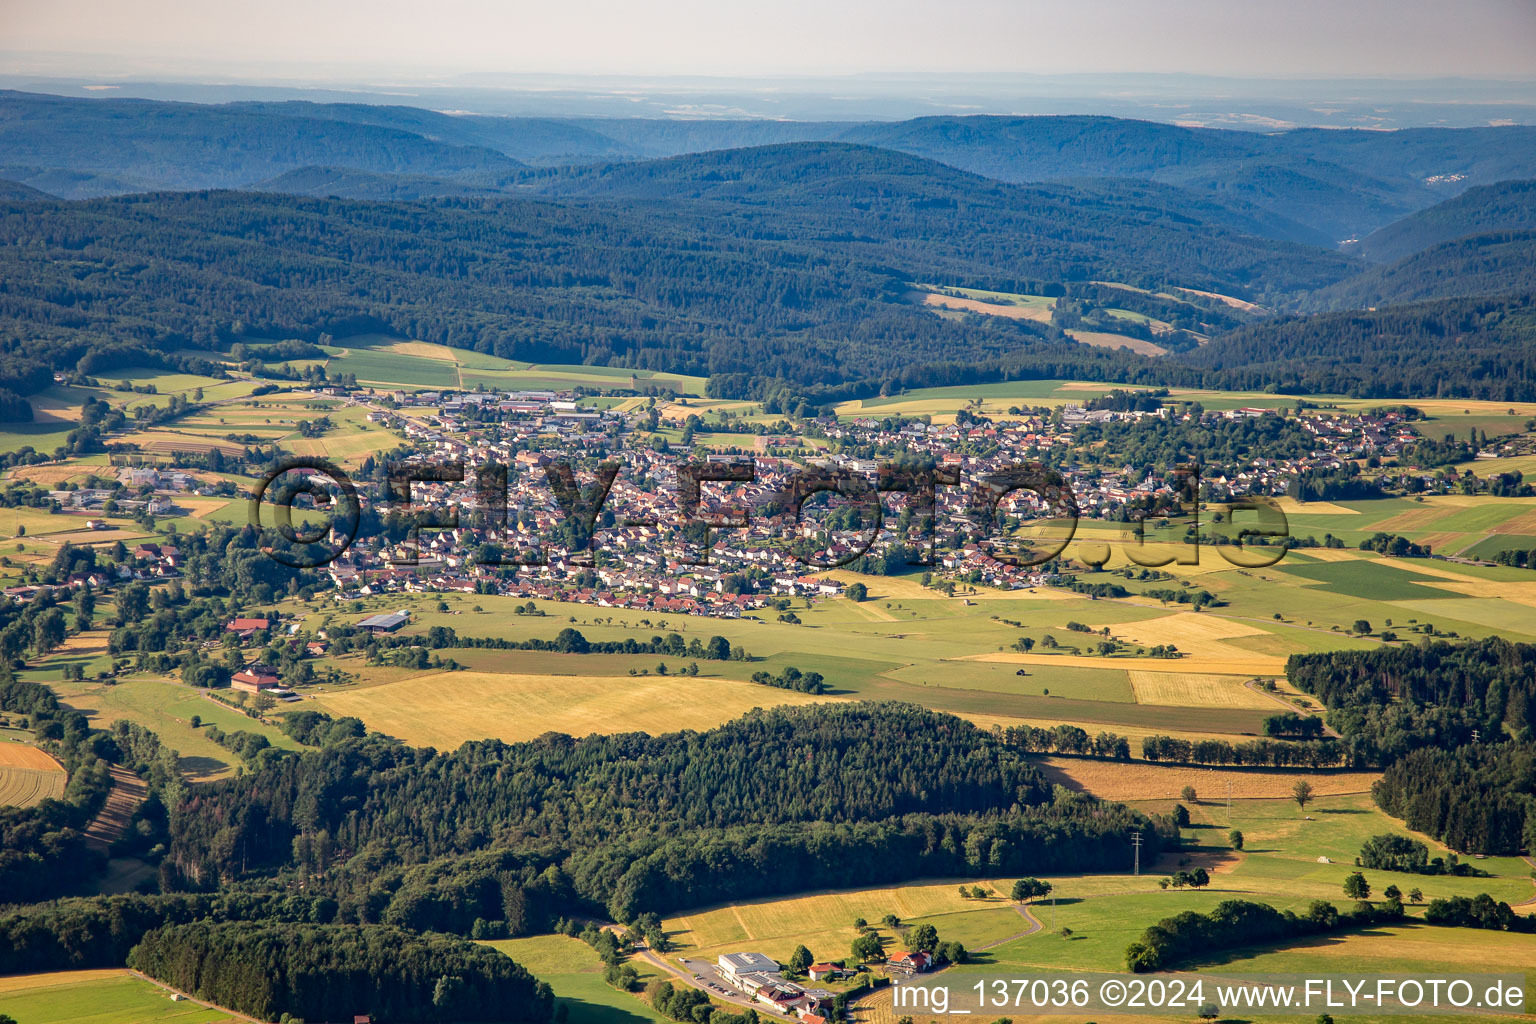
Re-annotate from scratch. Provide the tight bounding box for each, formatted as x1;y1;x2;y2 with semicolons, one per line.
1287;638;1536;763
128;921;554;1023
1307;231;1536;310
1285;638;1536;854
1180;293;1536;401
163;704;1161;925
1354;179;1536;262
4;98;1536;402
1373;744;1535;855
13;90;1536;242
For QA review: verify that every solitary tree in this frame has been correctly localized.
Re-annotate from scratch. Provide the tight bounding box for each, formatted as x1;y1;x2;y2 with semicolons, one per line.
1382;884;1402;901
1292;779;1315;812
31;608;65;657
851;933;884;962
1011;878;1052;902
1343;872;1371;901
787;945;813;974
1408;887;1424;904
1180;785;1198;804
1228;829;1245;850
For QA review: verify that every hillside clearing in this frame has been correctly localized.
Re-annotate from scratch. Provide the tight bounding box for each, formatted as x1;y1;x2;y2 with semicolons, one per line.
304;670;839;748
1034;756;1381;801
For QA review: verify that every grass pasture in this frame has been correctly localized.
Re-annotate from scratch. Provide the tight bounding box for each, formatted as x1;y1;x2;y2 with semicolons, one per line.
662;880;1027;965
0;970;239;1024
486;936;667;1024
49;678;298;780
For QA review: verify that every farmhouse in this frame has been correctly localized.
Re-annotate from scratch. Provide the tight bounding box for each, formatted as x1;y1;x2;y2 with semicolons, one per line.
226;617;271;637
807;963;843;982
231;665;280;693
886;951;932;975
357;610;410;633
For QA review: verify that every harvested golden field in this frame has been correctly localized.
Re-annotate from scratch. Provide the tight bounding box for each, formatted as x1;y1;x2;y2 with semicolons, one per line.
382;340;459;361
4;465;96;487
1268;497;1360;516
1110;611;1266;658
0;741;65;771
306;670;839;748
0;742;66;807
1415;578;1536;608
1417;492;1536;507
964;650;1289;676
1373;507;1450;532
1495;506;1536;534
0;968;127;994
1127;671;1278;709
56;632;110;656
917;291;1054;323
1065;329;1167;356
1289;546;1365;561
1176;286;1263;311
1034;756;1381;801
123;431;249;456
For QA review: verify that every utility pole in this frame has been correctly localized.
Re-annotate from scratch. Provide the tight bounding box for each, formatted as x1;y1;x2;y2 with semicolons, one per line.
1131;829;1142;876
1472;729;1480;744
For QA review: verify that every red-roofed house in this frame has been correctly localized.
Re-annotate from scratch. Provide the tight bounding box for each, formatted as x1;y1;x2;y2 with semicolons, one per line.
232;665;280;693
886;951;932;975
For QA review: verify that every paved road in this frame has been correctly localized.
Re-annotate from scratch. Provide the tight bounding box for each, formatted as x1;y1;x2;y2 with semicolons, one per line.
975;901;1043;951
639;949;797;1021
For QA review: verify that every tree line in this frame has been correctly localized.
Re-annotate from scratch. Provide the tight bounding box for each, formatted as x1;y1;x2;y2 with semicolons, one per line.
128;921;554;1023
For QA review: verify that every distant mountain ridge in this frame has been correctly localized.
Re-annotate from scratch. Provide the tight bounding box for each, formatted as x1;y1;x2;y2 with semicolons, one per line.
7;90;1536;244
0;90;525;198
0;179;53;201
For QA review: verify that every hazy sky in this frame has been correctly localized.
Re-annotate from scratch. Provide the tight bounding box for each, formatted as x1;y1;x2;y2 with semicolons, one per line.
3;0;1535;80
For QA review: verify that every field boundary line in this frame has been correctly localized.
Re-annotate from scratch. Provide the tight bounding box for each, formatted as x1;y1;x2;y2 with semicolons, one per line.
127;969;264;1024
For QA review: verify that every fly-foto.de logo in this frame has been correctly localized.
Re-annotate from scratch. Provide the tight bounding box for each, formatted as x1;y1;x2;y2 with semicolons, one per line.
247;456;1291;571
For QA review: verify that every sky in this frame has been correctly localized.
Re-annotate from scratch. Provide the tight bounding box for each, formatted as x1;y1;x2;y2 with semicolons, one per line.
2;0;1535;81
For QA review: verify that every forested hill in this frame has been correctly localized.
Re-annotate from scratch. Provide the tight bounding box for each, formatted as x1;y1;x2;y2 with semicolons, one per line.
251;166;507;200
1182;293;1536;401
1307;231;1536;310
0;90;526;198
0;156;1356;389
841;117;1536;241
525;142;1352;279
10;89;1536;241
161;702;1158;923
1352;179;1536;263
0;179;53;201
